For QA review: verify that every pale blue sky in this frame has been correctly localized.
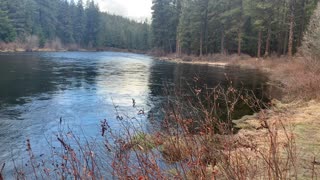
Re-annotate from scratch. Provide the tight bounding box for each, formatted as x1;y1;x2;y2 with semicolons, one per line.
95;0;152;20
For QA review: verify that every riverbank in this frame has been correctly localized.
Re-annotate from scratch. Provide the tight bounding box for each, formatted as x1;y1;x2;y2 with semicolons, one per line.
0;47;147;54
233;57;320;178
233;99;320;178
157;54;320;100
156;55;229;66
156;53;320;178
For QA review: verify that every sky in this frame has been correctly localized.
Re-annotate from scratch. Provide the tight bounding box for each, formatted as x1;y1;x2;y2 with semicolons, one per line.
95;0;152;21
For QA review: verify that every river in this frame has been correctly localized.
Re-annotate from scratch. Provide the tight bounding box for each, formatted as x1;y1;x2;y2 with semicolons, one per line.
0;52;272;176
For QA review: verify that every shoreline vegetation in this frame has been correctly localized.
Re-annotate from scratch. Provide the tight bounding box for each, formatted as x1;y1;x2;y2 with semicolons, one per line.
155;52;320;178
0;46;147;54
2;51;319;179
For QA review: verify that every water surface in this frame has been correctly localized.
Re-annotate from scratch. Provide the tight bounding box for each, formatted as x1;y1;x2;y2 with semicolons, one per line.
0;52;271;173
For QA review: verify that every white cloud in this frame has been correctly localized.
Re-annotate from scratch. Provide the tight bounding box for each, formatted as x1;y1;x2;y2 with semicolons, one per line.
95;0;152;20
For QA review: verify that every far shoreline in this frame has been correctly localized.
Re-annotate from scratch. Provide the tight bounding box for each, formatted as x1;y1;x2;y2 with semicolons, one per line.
0;47;148;54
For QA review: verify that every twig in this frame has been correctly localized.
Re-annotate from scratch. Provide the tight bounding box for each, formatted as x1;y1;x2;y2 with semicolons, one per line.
57;137;73;151
0;163;5;180
312;157;316;180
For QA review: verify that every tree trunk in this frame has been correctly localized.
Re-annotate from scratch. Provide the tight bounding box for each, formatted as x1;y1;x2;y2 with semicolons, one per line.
204;0;209;55
264;26;271;57
288;0;295;58
298;0;306;46
277;0;286;56
277;33;282;57
237;30;242;56
176;37;181;57
258;30;262;58
200;31;203;57
283;30;288;54
221;30;225;55
237;0;243;56
168;39;173;54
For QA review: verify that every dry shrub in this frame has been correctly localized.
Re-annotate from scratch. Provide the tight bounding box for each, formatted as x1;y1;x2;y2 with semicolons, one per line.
283;70;320;101
149;48;166;56
182;55;193;62
268;57;320;101
67;44;80;51
170;86;301;179
25;35;39;51
227;113;299;179
0;36;40;52
4;83;317;179
0;42;17;51
301;55;320;74
160;136;191;162
158;53;254;63
181;53;252;62
231;55;320;101
45;38;63;51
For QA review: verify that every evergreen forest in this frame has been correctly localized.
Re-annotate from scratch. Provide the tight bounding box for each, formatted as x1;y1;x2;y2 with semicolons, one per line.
151;0;318;57
0;0;151;51
0;0;319;57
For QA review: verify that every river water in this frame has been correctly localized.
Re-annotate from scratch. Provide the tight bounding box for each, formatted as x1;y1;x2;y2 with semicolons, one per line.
0;52;272;175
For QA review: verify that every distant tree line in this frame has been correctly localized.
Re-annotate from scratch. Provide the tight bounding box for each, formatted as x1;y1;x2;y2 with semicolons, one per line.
0;0;151;51
151;0;318;57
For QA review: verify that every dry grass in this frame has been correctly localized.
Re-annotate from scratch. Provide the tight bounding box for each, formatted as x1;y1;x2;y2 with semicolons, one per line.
159;53;320;101
6;74;319;179
235;99;320;179
158;53;252;64
230;56;320;102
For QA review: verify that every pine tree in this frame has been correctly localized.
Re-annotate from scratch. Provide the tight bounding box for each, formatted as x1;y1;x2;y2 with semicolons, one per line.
177;0;193;54
151;0;180;53
0;0;152;50
85;0;100;48
302;1;320;60
57;0;74;44
0;0;16;42
35;0;59;40
141;20;151;50
24;0;38;36
6;0;27;38
218;0;244;55
73;0;86;46
243;0;277;57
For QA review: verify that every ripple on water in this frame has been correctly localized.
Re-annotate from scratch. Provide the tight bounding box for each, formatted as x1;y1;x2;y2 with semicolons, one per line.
0;52;273;176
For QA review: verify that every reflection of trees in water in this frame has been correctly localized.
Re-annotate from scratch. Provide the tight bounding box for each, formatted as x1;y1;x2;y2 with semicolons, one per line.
146;61;273;132
0;53;99;107
0;54;53;105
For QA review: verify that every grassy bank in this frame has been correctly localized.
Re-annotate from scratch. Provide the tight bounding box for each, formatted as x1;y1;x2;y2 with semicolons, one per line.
232;56;320;178
156;53;320;178
234;100;320;179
